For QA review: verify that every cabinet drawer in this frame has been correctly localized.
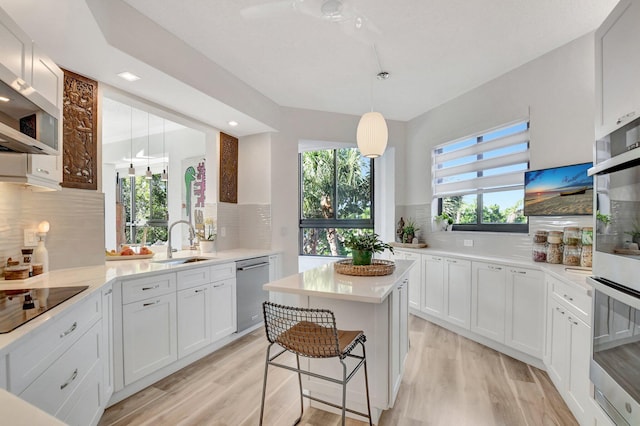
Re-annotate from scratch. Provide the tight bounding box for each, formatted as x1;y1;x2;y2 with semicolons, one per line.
122;273;176;304
210;262;235;282
58;360;103;426
548;275;591;323
20;320;101;416
177;266;210;291
8;290;101;395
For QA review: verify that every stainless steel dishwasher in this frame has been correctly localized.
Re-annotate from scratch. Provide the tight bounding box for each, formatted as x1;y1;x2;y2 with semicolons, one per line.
236;256;270;332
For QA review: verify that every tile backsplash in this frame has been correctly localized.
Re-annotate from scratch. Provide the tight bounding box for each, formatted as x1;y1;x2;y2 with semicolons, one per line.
0;184;105;272
397;203;593;261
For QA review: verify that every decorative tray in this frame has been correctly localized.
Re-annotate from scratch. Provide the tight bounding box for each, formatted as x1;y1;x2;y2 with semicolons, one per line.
390;242;428;248
334;259;395;276
613;248;640;255
105;254;154;261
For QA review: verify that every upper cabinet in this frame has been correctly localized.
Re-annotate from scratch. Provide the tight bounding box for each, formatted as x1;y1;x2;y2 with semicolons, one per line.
30;43;63;112
0;7;31;87
595;0;640;138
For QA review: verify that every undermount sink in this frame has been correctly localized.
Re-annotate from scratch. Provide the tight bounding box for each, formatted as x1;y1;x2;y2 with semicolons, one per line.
153;257;213;265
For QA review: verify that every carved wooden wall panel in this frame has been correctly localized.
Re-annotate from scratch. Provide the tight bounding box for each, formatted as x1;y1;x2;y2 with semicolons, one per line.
61;69;98;190
219;132;238;203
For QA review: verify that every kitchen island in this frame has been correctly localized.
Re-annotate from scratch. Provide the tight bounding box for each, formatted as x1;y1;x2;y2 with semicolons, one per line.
263;259;415;424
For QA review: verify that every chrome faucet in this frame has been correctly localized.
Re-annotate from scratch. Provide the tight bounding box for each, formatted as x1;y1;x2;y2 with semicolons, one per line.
167;220;195;259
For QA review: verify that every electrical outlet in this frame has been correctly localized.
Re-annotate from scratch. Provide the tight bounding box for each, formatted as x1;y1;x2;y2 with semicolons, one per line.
463;239;474;247
24;229;38;246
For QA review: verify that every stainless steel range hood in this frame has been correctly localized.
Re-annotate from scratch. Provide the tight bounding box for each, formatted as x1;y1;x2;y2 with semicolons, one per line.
0;78;59;155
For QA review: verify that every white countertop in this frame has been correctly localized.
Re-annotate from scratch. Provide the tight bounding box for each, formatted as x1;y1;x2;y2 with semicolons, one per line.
393;246;593;295
0;248;277;352
264;259;415;303
0;388;66;425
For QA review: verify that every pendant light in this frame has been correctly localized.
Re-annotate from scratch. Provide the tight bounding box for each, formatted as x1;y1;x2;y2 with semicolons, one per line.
161;119;168;181
145;112;153;179
128;106;135;176
356;45;389;158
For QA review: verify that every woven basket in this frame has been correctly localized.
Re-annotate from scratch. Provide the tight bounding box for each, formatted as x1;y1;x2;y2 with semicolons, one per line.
334;259;395;276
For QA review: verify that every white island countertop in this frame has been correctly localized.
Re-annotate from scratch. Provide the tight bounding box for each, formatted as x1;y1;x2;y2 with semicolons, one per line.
264;259;415;303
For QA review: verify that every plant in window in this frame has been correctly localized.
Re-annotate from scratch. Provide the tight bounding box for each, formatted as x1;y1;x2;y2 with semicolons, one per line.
199;217;217;254
435;212;454;231
344;232;393;265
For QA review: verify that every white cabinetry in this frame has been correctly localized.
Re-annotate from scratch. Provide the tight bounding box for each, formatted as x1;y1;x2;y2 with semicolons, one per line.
390;278;409;403
7;290;105;426
101;284;114;404
177;283;211;358
544;274;591;425
444;257;471;329
471;262;506;341
423;255;445;317
268;254;282;282
212;279;237;341
391;251;422;310
121;274;178;386
505;267;545;358
595;0;640;137
0;153;61;190
30;43;63;111
0;7;31;87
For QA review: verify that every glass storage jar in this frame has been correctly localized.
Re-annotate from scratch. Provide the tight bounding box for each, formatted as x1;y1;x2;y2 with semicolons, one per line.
533;230;548;244
548;231;563;244
547;243;563;264
580;245;593;268
581;227;593;245
563;227;581;246
563;244;581;266
532;243;547;262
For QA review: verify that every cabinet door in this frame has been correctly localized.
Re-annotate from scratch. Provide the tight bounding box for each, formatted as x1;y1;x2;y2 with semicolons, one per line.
0;8;31;84
30;43;63;110
28;154;62;186
269;254;282;282
471;262;506;342
547;298;570;389
566;314;591;425
595;0;640;136
177;284;211;358
211;279;237;341
389;279;408;403
505;268;545;358
101;284;114;405
423;255;444;318
404;252;422;310
444;257;471;329
122;293;177;385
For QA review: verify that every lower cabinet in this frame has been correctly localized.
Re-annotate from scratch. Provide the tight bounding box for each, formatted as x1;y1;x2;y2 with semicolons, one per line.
211;279;237;341
471;262;507;341
545;282;592;425
505;267;545;358
423;255;445;317
390;278;409;402
177;284;212;358
122;292;178;385
391;251;422;310
444;257;471;329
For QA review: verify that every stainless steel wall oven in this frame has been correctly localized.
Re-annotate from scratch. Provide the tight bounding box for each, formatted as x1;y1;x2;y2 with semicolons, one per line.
589;115;640;425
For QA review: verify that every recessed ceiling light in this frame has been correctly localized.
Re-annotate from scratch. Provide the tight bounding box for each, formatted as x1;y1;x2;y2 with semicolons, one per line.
228;121;238;127
0;96;9;102
118;71;141;82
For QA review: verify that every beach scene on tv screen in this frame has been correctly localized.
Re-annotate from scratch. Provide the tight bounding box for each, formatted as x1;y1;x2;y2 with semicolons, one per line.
524;163;593;216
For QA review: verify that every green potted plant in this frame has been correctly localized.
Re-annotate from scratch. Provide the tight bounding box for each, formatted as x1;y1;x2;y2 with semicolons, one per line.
435;212;454;231
199;218;217;253
344;232;394;266
402;218;420;243
596;210;611;234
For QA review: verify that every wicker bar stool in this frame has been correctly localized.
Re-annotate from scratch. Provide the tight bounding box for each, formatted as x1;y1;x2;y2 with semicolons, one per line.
259;301;372;426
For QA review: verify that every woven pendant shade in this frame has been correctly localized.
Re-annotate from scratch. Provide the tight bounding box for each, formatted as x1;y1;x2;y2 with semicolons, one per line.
356;111;388;158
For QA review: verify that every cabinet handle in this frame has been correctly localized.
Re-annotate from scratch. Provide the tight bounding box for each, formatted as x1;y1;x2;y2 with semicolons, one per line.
142;284;160;291
616;111;636;125
195;288;206;293
143;300;160;307
511;270;527;274
213;283;225;288
447;259;457;264
563;294;574;301
59;322;77;338
432;257;442;261
488;266;502;271
556;307;565;315
35;168;50;175
60;369;78;390
567;316;578;326
104;289;113;295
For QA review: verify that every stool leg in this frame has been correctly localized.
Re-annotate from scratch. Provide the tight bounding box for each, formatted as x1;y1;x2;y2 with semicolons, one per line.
362;342;372;425
295;354;303;425
259;344;272;426
340;358;347;426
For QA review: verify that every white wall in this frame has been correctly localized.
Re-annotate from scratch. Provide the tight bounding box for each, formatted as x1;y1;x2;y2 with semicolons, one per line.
239;133;271;204
402;33;597;258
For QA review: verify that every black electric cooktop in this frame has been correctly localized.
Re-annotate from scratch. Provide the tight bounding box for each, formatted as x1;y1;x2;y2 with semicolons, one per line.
0;286;89;333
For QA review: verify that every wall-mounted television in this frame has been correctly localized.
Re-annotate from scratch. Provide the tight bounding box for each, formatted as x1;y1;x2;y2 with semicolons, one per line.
524;162;593;216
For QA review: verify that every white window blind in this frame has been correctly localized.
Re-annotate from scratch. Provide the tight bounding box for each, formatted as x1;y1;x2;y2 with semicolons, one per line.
432;121;530;198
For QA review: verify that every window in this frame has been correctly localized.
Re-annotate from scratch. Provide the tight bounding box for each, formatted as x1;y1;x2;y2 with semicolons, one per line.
433;121;530;232
299;148;374;256
121;174;168;244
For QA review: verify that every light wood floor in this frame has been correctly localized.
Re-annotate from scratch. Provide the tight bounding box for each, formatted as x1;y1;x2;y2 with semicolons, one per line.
99;315;577;425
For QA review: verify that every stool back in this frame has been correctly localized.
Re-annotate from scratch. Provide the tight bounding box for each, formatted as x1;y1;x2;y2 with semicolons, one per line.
262;302;341;358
